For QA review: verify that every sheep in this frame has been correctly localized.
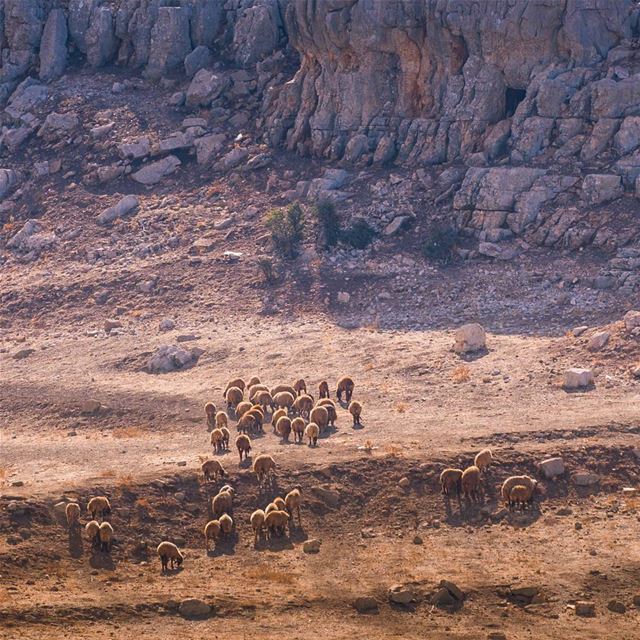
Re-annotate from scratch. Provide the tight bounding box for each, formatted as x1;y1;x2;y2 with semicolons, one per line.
249;384;270;402
252;454;276;484
271;384;297;398
98;521;113;553
224;378;246;396
219;513;233;538
210;428;225;453
204;402;217;430
273;496;286;511
325;403;337;427
85;520;100;548
265;509;289;538
461;465;482;501
264;502;278;515
336;376;355;403
501;476;538;507
65;502;81;530
474;448;493;473
293;378;307;396
87;496;111;521
254;390;274;413
305;422;319;446
316;398;336;409
235;434;252;462
212;491;233;517
318;380;330;399
245;409;264;434
276;416;292;442
215;411;229;431
439;468;463;496
220;426;230;450
204;519;221;551
285;488;302;524
247;376;261;387
219;484;235;497
235;401;253;419
273;391;295;412
348;400;362;426
291;417;306;443
202;459;226;483
509;484;535;511
237;412;258;434
271;408;287;432
250;509;266;542
309;406;329;433
226;386;244;409
157;541;184;572
293;394;314;418
248;404;265;424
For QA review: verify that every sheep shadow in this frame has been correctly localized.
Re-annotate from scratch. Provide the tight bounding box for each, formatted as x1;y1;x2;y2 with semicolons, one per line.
352;421;365;430
504;503;543;528
263;536;295;552
257;476;279;495
239;456;253;469
68;528;83;558
288;525;307;544
89;552;116;571
210;531;239;556
457;348;489;362
160;566;184;577
443;494;463;520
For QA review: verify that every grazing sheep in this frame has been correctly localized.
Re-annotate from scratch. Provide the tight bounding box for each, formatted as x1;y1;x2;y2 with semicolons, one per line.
293;378;307;396
250;509;266;542
249;384;270;401
252;454;276;484
235;434;252;462
271;408;287;432
254;390;274;413
273;391;295;411
309;406;329;433
439;468;463;496
157;541;184;572
264;502;278;515
273;497;286;511
237;412;257;434
204;520;221;551
336;376;355;403
474;449;493;472
501;476;538;506
202;459;226;483
212;491;233;517
210;428;224;453
318;380;330;399
87;496;111;521
265;509;289;538
325;404;337;427
316;398;336;409
219;513;233;538
305;422;319;446
348;400;362;426
215;411;229;431
235;401;253;419
461;465;482;501
98;521;113;553
220;426;230;450
271;384;297;398
224;378;246;396
85;520;100;548
245;409;264;434
204;402;217;430
247;376;261;387
276;416;292;442
65;502;81;530
248;405;265;423
285;488;302;524
226;386;244;409
291;417;306;443
219;484;235;497
293;394;314;418
509;484;534;511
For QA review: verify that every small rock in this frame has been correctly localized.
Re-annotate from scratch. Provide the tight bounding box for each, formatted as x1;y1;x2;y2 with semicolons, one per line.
176;461;187;467
97;195;139;226
413;535;423;545
575;601;596;616
622;487;638;496
575;522;583;530
104;319;122;333
454;323;486;354
303;539;321;553
13;348;35;360
487;633;507;640
587;331;610;351
430;587;456;607
80;399;101;415
607;600;626;614
131;156;181;186
623;310;640;332
572;471;599;487
337;291;351;304
563;368;594;390
112;82;125;94
11;481;24;487
632;594;640;607
178;598;211;619
383;215;413;236
159;318;176;332
146;344;202;374
388;584;415;605
572;325;588;337
310;486;341;508
176;334;198;343
540;457;565;479
353;596;378;613
398;477;410;489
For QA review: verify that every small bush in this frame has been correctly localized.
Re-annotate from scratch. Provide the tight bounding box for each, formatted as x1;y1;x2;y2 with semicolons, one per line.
313;199;340;249
341;219;377;249
264;203;305;259
451;365;471;384
421;222;458;264
257;257;276;284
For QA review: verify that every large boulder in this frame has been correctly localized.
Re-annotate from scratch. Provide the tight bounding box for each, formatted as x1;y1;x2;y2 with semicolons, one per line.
563;368;594;390
85;6;118;68
194;133;226;165
131;156;181;186
178;598;211;619
147;345;202;374
582;174;623;205
97;195;139;226
147;7;192;78
39;9;68;82
539;457;565;479
232;0;282;67
454;323;486;354
184;45;212;78
185;69;229;108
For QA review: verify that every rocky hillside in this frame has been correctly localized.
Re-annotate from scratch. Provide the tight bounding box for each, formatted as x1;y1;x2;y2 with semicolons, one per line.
3;1;640;294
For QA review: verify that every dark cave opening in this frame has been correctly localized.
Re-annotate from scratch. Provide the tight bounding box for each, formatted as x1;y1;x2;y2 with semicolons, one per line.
505;87;526;118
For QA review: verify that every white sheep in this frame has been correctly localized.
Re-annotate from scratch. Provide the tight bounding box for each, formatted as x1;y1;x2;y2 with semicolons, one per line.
474;448;493;472
219;513;233;538
305;422;319;446
98;521;113;553
87;496;111;521
204;519;221;551
252;454;276;484
285;488;302;524
157;541;184;572
65;502;81;530
250;509;265;543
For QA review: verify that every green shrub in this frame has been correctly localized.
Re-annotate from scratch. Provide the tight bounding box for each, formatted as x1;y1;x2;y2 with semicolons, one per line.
257;257;276;284
313;199;340;249
264;203;305;259
341;219;377;250
421;222;458;264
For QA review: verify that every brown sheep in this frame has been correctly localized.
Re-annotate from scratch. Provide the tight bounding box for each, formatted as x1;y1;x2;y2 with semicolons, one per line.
237;412;259;434
246;408;264;433
265;509;289;538
85;520;100;548
210;428;224;453
220;427;230;450
235;434;252;462
98;522;113;553
474;448;493;472
215;411;228;431
157;541;184;572
291;417;306;443
247;376;261;387
250;509;266;543
439;468;463;496
325;403;337;427
305;422;319;446
235;401;253;419
336;376;355;403
204;402;217;431
271;384;297;398
293;378;307;396
226;386;244;409
254;390;274;413
309;406;329;433
212;491;233;518
273;391;295;412
201;459;226;482
318;380;330;399
252;454;276;484
224;378;246;396
249;384;270;402
509;484;534;511
293;394;314;418
461;465;482;501
501;476;538;507
87;496;111;521
271;408;287;432
65;502;81;530
273;497;286;511
204;520;221;551
219;513;233;538
285;488;302;525
316;398;335;409
348;400;362;426
276;416;292;442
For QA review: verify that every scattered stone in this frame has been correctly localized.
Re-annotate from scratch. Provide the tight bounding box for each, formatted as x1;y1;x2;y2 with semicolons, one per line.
194;133;226;165
575;601;596;616
104;319;122;333
131;155;181;186
337;291;351;304
582;174;623;205
622;487;638;496
146;344;202;374
572;325;588;336
169;91;185;107
633;594;640;607
80;399;102;415
572;471;599;487
587;331;610;351
217;147;250;171
310;486;341;508
176;334;199;343
413;535;423;545
97;195;139;225
184;45;212;77
0;168;19;200
563;368;594;390
353;596;378;613
398;477;410;489
111;82;125;94
487;633;507;640
383;215;413;236
388;584;415;605
13;348;35;360
430;587;456;607
178;598;211;619
623;310;640;332
607;600;626;614
39;112;80;137
439;580;465;602
186;69;229;108
303;538;321;553
454;323;486;354
539;457;565;479
117;138;151;160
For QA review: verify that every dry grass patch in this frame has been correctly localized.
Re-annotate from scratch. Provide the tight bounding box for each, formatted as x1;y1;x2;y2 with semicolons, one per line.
113;426;145;438
452;365;471;384
244;565;296;585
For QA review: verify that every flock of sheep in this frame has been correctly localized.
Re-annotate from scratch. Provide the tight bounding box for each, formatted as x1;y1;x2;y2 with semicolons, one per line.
439;449;541;510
